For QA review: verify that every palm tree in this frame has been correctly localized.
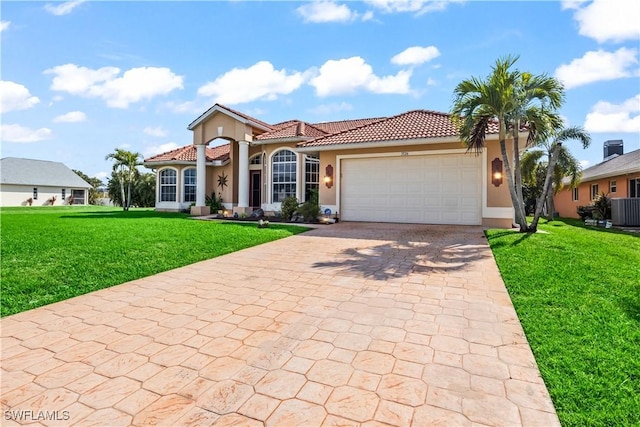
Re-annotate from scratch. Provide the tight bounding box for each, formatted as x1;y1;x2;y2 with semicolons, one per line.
105;148;142;211
522;126;591;228
451;55;565;232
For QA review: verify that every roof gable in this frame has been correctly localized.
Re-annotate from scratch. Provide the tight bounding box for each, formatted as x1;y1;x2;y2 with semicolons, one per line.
187;103;273;132
0;158;92;188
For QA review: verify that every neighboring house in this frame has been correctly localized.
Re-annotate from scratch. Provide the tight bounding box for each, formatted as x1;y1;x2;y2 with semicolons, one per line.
554;143;640;218
0;158;92;207
143;104;517;227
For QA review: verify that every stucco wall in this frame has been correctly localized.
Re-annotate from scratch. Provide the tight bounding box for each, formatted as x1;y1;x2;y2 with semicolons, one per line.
555;174;639;218
0;185;86;207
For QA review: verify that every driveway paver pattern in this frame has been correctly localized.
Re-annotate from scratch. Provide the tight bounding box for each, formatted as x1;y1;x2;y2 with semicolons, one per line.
1;222;560;426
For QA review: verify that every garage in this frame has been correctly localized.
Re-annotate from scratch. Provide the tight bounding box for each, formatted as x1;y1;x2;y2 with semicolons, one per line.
340;153;482;225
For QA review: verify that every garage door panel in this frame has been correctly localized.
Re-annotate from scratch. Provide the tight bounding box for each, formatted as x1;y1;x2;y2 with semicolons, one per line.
341;154;481;225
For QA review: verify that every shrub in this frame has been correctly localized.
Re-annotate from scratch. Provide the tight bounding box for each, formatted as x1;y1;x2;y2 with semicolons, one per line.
206;192;224;212
593;192;611;220
298;189;320;222
577;205;595;220
280;196;299;221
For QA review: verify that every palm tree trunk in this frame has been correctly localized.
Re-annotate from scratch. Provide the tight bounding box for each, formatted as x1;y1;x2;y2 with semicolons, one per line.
119;170;126;211
500;137;529;231
513;126;524;206
531;144;560;229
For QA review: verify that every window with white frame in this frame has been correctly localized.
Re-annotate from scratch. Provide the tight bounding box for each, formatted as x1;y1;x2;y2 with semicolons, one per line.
591;183;599;200
630;178;640;198
272;149;297;202
160;169;177;202
183;168;196;203
304;155;319;202
250;154;262;165
609;180;617;193
572;187;579;202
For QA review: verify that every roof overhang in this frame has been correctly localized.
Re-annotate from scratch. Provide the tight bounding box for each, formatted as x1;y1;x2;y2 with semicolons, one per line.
187;104;271;132
295;135;493;152
577;167;640;183
142;159;230;169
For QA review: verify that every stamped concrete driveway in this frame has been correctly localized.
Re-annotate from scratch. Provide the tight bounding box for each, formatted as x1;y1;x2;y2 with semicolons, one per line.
1;223;559;426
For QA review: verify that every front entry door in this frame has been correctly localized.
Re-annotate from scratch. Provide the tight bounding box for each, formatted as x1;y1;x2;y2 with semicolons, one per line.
250;171;261;209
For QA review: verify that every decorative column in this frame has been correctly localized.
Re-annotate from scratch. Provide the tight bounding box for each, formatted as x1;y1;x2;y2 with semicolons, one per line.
196;144;206;207
237;141;250;209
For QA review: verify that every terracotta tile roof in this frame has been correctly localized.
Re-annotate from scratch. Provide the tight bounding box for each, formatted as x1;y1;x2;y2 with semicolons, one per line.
580;148;640;182
144;143;230;163
300;110;468;147
256;120;329;140
313;117;387;134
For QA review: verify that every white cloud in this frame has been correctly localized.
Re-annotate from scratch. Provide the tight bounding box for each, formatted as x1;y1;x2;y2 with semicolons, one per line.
297;1;358;23
554;48;638;89
310;56;412;96
45;0;85;16
568;0;640;43
144;126;168;137
0;81;40;113
44;64;183;108
584;94;640;133
391;46;440;66
579;159;591;168
308;102;354;115
94;171;109;182
426;78;437;86
144;142;180;157
1;124;53;143
53;111;86;123
365;0;458;15
198;61;306;105
0;21;10;32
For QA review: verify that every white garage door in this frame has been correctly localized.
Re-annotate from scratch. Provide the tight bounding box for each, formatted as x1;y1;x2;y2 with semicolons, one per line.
340;153;482;225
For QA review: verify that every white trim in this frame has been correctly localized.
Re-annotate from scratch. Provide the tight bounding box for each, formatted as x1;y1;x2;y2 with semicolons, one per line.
269;147;299;204
143;160;229;168
482;207;515;219
187;104;271;132
182;167;197;204
298;136;495;153
158;166;179;204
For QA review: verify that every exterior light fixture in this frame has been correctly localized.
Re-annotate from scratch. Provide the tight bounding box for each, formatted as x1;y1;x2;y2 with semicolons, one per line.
324;164;334;188
491;157;503;187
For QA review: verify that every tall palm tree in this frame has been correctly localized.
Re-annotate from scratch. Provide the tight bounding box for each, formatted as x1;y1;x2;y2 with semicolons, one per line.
451;55;565;232
522;126;591;228
105;148;142;211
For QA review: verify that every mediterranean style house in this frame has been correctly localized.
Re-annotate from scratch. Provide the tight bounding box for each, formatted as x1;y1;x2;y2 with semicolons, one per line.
554;141;640;219
143;104;516;227
0;157;91;207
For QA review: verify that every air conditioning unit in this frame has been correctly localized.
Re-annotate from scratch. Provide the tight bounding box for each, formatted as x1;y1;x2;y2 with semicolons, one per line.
611;198;640;226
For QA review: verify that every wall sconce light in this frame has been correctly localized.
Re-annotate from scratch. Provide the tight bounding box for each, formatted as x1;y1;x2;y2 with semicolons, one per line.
491;157;503;187
324;164;334;188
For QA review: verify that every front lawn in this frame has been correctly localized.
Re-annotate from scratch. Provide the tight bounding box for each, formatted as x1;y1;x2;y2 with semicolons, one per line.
486;219;639;427
0;207;308;317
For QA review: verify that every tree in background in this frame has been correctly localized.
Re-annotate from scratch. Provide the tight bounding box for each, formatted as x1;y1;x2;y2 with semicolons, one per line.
105;149;142;211
521;126;591;228
107;171;155;208
451;55;564;232
72;170;103;205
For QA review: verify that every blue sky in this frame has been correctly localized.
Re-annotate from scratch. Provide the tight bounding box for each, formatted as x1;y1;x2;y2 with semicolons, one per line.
1;0;639;183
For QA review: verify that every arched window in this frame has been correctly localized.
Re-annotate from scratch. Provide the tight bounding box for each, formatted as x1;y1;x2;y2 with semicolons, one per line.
250;154;262;165
183;168;196;203
272;149;297;202
159;169;177;202
304;155;319;202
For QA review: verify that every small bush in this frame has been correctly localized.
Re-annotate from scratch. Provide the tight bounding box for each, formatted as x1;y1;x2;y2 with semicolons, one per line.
593;192;611;220
577;205;595;220
298;189;320;222
206;192;224;212
280;196;299;221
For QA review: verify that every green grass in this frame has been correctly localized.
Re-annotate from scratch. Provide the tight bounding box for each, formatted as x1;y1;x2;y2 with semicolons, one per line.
486;219;640;427
1;206;308;317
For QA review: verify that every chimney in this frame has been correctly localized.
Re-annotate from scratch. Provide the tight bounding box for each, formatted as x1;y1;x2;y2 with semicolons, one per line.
603;139;623;160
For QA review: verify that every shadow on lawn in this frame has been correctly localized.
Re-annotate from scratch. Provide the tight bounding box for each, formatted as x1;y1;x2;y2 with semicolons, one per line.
485;230;535;248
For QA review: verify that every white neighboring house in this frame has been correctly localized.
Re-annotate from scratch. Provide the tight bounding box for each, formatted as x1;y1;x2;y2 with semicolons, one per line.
0;158;92;207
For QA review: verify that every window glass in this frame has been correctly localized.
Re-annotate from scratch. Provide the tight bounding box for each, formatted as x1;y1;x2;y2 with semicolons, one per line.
305;155;319;202
184;169;196;202
160;169;177;202
272;150;297;202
